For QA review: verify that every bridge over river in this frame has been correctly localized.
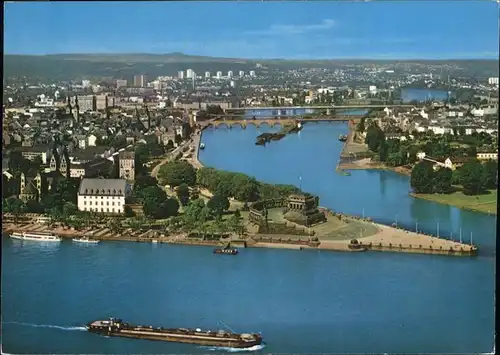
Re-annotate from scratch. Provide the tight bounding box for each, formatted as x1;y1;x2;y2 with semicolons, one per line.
224;104;416;112
201;116;360;129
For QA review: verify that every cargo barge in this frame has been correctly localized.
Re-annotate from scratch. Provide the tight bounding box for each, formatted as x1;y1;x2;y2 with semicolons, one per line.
87;318;262;348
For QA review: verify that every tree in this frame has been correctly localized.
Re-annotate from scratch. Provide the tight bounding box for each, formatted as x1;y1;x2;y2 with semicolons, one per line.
357;117;366;133
124;205;135;217
142;186;169;219
158;161;196;187
176;183;190;206
459;160;487;195
482;160;498;189
207;194;230;217
25;199;43;213
134;175;158;194
230;174;259;202
365;122;385;152
378;141;389;162
62;202;78;217
183;199;208;227
411;161;435;193
226;214;244;237
433;167;453;194
458;126;466;136
162;198;180;217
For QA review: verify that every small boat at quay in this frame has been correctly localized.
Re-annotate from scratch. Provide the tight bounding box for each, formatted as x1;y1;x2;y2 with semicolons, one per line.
73;236;100;244
87;318;262;348
10;231;62;242
199;143;205;149
213;247;239;255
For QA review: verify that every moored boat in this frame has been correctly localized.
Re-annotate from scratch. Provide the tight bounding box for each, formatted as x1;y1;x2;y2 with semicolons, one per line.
199;143;205;150
213;247;238;255
87;318;262;348
10;231;61;242
73;236;100;244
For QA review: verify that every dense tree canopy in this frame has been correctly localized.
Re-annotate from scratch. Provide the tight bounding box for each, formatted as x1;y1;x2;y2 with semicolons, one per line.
411;161;439;193
176;183;190;206
365;122;385;152
206;194;230;217
458;160;487;195
158;161;197;187
196;167;298;202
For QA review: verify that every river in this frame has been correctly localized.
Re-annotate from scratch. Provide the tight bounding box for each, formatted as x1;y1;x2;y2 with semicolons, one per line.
2;122;495;354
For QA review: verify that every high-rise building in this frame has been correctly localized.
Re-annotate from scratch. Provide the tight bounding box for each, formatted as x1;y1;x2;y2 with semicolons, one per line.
134;75;147;88
488;77;499;85
249;71;256;77
178;71;185;79
239;71;245;77
186;69;195;79
216;71;222;79
116;79;128;88
227;71;233;78
205;71;211;78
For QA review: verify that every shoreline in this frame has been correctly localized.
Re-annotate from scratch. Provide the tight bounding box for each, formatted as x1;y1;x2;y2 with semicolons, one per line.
410;192;497;215
2;217;477;257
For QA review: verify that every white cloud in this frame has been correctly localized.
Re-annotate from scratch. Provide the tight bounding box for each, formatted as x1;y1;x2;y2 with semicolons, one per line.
245;19;335;36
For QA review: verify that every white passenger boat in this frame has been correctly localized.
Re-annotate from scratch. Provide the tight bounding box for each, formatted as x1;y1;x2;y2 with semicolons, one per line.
10;231;62;242
73;236;100;244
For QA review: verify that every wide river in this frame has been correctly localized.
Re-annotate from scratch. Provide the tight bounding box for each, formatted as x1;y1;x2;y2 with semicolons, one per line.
2;122;495;354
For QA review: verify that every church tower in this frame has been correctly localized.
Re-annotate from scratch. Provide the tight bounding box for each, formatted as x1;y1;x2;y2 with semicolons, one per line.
74;96;80;126
66;96;72;115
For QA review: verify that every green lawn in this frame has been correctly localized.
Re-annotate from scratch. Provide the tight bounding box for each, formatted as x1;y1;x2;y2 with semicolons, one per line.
412;189;497;215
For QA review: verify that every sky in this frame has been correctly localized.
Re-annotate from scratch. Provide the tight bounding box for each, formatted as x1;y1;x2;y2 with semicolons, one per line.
4;1;500;59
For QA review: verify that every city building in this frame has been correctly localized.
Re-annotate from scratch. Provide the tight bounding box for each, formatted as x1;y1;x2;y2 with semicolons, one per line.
227;71;233;78
118;150;135;181
77;178;130;214
82;80;91;88
249;71;256;77
134;74;147;88
178;71;185;79
16;146;50;164
186;69;195;79
230;81;235;88
77;95;97;112
488;77;499;85
205;71;211;78
477;152;498;160
116;79;128;88
239;70;245;77
216;71;222;79
19;172;42;202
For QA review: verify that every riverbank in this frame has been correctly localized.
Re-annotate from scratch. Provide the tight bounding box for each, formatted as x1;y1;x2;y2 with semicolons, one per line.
2;215;477;257
411;190;497;215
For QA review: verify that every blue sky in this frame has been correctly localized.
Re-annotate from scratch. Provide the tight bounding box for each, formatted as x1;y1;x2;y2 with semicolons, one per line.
4;1;499;59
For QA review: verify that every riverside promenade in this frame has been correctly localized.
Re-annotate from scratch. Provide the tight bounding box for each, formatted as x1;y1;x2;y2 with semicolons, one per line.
2;214;478;257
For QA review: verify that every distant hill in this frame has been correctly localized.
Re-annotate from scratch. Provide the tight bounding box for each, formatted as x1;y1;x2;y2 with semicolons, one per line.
3;53;499;82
